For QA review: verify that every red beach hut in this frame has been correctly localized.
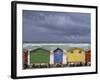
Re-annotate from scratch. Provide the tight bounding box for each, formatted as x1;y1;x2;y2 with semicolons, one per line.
85;49;91;65
22;49;28;69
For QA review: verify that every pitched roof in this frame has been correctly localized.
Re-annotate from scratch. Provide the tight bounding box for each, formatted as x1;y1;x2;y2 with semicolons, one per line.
30;48;49;53
54;48;63;52
67;47;84;52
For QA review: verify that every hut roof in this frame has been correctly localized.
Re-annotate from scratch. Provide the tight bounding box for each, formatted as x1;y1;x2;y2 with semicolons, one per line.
86;48;91;53
30;48;49;53
54;48;63;52
67;47;84;52
23;49;28;53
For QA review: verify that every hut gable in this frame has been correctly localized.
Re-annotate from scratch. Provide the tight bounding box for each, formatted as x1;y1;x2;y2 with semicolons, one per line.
67;48;83;53
54;48;63;53
30;48;49;53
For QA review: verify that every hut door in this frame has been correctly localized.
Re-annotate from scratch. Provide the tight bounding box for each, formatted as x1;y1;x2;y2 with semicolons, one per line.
54;50;63;64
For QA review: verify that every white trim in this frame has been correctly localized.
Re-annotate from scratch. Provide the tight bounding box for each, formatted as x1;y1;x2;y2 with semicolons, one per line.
50;50;54;64
27;49;30;65
63;50;67;64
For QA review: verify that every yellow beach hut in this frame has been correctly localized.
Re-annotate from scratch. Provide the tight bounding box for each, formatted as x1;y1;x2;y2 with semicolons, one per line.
67;48;85;66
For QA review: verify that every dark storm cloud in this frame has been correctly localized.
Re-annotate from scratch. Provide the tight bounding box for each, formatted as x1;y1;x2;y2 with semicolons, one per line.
23;10;91;43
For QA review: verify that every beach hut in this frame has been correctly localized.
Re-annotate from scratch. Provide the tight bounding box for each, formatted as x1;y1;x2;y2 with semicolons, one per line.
30;48;50;67
85;49;91;66
54;48;63;64
22;49;28;69
67;48;85;66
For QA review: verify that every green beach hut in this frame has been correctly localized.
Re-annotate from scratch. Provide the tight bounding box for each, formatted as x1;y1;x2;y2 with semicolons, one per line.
30;48;50;65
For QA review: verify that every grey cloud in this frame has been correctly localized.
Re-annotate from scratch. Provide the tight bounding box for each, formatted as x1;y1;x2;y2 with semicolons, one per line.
23;10;91;43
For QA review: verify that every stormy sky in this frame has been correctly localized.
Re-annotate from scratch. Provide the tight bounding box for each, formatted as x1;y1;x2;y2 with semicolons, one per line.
23;10;91;43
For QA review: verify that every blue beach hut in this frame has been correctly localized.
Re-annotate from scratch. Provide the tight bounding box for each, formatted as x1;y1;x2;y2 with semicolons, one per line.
54;48;63;64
